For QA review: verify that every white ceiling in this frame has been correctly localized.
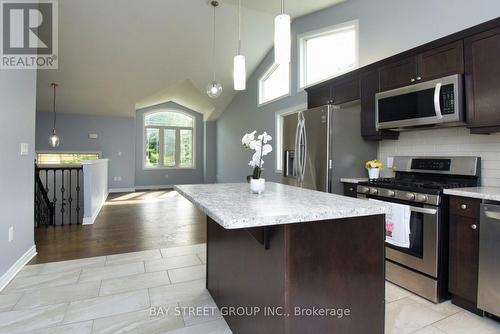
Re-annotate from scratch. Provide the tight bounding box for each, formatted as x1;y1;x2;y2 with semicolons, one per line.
36;0;345;120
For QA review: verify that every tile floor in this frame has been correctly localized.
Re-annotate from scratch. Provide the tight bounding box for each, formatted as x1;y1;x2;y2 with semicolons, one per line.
0;243;498;334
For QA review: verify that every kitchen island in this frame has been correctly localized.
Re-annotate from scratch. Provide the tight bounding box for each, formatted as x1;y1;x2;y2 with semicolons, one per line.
175;182;388;334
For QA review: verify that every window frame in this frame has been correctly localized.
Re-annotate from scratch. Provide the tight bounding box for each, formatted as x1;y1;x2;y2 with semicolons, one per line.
36;151;102;166
142;109;196;170
258;62;291;107
298;20;359;91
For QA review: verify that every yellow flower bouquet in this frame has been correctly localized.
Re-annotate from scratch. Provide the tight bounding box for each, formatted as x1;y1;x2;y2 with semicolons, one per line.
365;159;382;179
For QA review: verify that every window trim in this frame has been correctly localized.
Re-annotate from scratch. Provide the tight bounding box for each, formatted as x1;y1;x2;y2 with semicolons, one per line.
297;20;359;91
142;109;196;170
258;62;291;107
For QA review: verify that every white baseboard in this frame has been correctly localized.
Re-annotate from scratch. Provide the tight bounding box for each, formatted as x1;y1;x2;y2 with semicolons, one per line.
0;245;37;292
82;191;109;225
134;185;174;190
109;187;136;193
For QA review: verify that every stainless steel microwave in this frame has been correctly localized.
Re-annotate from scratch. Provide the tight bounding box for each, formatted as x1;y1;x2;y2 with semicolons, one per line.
375;74;464;130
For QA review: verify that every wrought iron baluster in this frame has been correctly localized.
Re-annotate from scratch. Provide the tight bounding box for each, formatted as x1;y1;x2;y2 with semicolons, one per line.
61;169;65;225
76;168;81;224
52;169;57;225
68;169;73;225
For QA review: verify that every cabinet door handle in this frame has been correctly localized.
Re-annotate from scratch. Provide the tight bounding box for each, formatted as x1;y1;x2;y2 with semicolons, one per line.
349;187;354;191
410;78;416;83
460;204;467;210
471;224;478;230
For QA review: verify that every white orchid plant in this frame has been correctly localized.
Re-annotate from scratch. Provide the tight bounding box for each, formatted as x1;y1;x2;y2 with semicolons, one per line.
241;130;273;180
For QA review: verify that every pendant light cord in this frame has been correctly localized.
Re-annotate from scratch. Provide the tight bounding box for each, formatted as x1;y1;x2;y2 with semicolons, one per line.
212;4;216;81
281;0;284;15
237;0;241;55
52;84;57;131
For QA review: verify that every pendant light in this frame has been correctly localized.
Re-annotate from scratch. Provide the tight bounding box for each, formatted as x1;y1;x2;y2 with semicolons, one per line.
206;1;223;99
49;83;60;147
233;0;246;90
274;0;291;65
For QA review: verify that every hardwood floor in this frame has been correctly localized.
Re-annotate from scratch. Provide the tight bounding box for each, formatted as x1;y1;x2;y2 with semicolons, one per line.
31;190;206;264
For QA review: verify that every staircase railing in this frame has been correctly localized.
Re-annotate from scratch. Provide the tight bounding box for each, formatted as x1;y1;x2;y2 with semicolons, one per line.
35;165;84;226
35;167;54;228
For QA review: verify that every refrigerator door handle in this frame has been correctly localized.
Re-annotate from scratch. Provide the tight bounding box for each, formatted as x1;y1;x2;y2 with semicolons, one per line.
301;120;307;184
294;115;301;179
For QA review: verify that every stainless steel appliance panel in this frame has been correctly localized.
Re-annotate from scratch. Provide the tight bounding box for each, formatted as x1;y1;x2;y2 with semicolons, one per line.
478;203;500;317
376;74;463;130
282;106;329;192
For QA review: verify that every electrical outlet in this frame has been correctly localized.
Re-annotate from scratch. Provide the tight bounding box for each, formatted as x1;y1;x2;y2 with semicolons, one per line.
114;176;122;182
88;133;98;139
118;151;122;156
387;156;394;169
165;174;169;179
8;226;13;242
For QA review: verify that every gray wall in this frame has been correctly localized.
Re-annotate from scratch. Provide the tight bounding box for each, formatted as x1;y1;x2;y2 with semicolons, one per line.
216;0;500;183
36;112;136;189
0;70;37;278
135;102;204;187
204;121;217;184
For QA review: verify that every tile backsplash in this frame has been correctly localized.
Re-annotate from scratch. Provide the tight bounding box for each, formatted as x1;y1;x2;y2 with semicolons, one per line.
378;127;500;187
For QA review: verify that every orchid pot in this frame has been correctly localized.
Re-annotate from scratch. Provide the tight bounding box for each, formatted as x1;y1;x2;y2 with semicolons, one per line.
242;130;273;194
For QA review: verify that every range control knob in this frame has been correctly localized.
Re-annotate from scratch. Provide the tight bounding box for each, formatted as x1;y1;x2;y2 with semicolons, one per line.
387;190;396;197
359;186;370;194
369;188;379;195
406;192;416;201
416;194;428;203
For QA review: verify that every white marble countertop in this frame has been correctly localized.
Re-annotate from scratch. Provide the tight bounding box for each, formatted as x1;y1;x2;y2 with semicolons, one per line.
340;178;368;184
175;182;388;229
444;187;500;202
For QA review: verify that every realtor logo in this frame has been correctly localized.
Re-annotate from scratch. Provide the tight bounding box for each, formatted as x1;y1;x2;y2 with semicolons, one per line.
1;0;58;69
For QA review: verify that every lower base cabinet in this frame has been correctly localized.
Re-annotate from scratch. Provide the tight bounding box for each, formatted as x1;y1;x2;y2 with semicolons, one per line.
448;196;483;315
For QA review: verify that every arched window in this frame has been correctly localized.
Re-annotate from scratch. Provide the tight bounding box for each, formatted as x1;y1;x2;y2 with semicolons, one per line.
144;110;195;168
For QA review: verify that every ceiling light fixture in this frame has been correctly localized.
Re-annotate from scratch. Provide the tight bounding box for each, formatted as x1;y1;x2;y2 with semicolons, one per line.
49;83;60;147
206;0;223;99
274;0;291;65
233;0;246;91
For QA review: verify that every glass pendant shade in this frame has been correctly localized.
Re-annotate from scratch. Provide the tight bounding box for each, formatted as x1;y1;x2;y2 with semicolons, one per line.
233;54;246;90
206;81;223;98
274;14;291;65
49;130;60;147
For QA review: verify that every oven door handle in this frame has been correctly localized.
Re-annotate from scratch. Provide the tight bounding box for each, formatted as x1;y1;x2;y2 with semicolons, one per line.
410;206;438;215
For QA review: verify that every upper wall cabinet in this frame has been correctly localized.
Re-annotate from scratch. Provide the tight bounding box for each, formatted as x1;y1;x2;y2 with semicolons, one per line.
307;73;360;109
418;41;464;81
379;41;464;92
379;56;418;91
465;27;500;134
307;84;332;109
331;74;360;105
360;69;399;140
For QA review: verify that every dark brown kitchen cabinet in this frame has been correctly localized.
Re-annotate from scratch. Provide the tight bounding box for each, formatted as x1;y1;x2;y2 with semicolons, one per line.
307;84;332;109
331;74;360;104
343;182;358;198
379;56;418;91
379;41;464;92
464;27;500;134
448;196;483;315
418;41;464;81
360;69;399;140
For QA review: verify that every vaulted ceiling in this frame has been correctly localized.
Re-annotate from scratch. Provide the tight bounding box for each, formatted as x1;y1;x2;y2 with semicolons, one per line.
36;0;345;121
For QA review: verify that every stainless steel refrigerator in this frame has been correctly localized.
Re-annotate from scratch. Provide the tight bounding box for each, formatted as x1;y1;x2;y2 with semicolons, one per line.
282;103;377;194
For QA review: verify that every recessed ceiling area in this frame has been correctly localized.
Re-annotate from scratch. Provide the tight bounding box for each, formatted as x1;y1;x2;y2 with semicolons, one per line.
36;0;345;121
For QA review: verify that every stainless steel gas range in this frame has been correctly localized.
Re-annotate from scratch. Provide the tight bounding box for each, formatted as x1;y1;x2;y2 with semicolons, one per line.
357;156;481;303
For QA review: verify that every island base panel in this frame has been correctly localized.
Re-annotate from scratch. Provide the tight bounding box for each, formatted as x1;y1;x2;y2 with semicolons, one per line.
206;215;385;334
